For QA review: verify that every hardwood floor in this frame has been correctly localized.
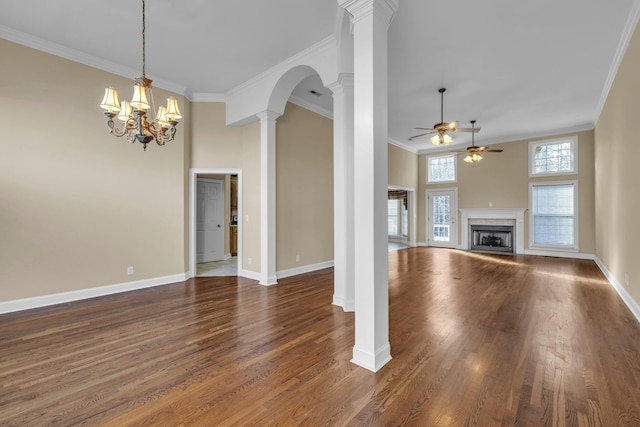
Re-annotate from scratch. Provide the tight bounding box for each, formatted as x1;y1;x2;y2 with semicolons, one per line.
1;248;639;426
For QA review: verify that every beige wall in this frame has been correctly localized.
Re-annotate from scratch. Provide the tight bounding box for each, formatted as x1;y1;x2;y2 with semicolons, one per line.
595;21;640;306
276;103;334;271
190;101;335;274
190;102;261;272
388;143;418;189
417;130;595;253
0;39;188;301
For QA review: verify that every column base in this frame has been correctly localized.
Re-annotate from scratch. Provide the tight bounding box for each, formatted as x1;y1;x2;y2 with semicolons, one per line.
259;276;278;286
332;296;355;312
351;342;392;372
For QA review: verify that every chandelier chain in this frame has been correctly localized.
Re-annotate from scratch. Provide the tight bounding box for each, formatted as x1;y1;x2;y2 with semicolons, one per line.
141;0;146;77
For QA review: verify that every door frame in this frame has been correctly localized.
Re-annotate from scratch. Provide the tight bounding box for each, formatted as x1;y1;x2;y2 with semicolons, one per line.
426;187;458;248
388;185;416;247
196;178;225;263
189;168;243;278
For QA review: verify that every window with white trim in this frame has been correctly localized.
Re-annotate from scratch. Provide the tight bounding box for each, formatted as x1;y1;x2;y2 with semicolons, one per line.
529;181;578;250
528;136;578;177
427;153;456;183
387;199;399;236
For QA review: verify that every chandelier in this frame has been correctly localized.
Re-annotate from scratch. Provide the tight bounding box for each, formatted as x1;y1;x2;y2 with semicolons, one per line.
99;0;182;151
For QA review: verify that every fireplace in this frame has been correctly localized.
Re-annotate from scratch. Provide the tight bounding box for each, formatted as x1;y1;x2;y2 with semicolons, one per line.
470;224;514;253
459;208;527;254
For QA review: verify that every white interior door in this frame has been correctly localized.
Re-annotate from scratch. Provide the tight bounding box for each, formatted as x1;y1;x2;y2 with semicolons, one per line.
427;188;458;248
197;179;224;263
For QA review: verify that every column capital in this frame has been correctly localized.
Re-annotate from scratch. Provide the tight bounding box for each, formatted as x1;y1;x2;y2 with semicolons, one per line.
256;110;280;122
327;73;355;95
337;0;399;25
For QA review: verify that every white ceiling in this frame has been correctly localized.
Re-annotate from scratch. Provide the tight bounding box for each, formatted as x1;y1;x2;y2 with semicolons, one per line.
1;0;638;152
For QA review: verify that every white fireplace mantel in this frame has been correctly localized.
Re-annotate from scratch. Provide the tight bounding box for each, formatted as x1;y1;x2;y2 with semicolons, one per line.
459;208;527;254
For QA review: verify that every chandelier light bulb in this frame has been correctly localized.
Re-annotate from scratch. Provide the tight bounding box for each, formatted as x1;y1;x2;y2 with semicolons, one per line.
100;87;121;113
130;83;151;111
117;100;133;121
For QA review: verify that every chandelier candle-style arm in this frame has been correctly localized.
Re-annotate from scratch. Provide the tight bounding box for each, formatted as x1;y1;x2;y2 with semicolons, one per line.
98;0;182;151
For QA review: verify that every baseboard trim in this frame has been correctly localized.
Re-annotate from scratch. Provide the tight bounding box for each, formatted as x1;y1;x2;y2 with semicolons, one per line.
0;273;189;315
277;260;334;279
594;256;640;325
524;249;594;260
239;269;261;281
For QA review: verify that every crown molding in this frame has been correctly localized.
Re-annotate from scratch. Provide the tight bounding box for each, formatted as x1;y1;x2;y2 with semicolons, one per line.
388;138;418;154
594;0;640;124
415;122;595;155
0;24;190;98
190;93;227;103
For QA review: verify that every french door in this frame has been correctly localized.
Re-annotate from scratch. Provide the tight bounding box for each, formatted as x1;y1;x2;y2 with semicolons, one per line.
427;188;458;248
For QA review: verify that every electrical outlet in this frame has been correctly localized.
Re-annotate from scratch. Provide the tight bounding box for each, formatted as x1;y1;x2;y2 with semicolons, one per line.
127;266;134;275
296;255;300;263
245;215;249;222
248;258;252;265
624;273;630;286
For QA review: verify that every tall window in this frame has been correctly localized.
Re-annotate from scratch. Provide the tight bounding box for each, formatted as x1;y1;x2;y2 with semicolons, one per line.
427;153;456;183
388;197;409;238
387;199;399;235
529;136;577;177
529;181;578;250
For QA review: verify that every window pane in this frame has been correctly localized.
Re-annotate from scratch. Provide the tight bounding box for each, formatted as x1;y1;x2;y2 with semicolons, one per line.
532;184;575;246
429;155;456;182
401;203;408;237
534;141;573;174
432;195;450;241
388;199;398;235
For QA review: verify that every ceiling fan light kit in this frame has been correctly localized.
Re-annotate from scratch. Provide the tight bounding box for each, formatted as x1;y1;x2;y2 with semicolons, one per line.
456;120;503;164
408;88;479;144
431;133;453;145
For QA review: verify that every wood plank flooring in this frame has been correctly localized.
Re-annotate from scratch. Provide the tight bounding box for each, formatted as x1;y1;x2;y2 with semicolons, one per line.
1;248;640;426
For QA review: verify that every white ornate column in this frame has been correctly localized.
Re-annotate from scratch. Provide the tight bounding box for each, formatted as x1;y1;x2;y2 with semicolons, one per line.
328;74;355;312
339;0;398;372
257;110;279;286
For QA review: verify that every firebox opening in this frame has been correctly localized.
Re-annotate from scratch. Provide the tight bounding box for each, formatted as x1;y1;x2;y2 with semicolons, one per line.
470;224;514;254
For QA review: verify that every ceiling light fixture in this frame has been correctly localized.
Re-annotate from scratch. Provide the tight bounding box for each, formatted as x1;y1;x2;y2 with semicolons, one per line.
464;152;483;163
464;120;482;163
430;88;454;146
99;0;182;151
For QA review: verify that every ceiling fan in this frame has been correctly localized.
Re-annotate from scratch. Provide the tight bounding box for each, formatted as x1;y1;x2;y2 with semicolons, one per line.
453;120;503;163
408;88;480;144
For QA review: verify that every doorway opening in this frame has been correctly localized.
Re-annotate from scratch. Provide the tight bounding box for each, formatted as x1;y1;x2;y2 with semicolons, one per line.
189;168;243;278
388;185;416;251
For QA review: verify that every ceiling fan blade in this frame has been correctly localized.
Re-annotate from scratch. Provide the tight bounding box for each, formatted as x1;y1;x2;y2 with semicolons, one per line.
408;132;433;140
414;127;437;131
455;126;481;133
476;146;503;152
